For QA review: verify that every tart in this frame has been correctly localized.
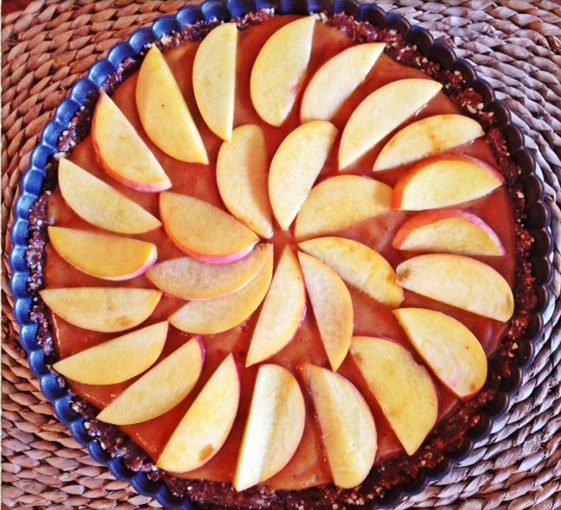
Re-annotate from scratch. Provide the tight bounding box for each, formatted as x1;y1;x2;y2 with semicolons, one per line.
15;2;551;509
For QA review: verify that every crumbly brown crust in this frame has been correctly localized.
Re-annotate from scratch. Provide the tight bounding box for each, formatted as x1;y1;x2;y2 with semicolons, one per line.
26;10;538;510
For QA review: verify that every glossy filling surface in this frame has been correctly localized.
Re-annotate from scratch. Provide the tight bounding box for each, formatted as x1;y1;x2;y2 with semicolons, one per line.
45;16;516;490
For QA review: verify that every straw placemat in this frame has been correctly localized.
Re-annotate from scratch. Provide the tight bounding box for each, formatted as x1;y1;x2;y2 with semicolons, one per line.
2;0;560;508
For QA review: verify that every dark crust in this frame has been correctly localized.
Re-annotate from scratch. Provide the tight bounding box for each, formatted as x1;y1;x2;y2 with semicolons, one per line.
25;9;538;510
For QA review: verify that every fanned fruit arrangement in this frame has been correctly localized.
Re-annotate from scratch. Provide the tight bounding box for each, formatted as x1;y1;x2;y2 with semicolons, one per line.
42;13;519;501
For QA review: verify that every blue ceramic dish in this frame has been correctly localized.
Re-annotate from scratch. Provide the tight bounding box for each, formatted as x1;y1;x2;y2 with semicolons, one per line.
10;1;553;508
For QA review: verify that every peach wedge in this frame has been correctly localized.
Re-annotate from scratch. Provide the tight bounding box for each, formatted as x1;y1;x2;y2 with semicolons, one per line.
299;236;403;308
97;336;205;425
351;336;438;455
301;43;385;123
160;192;259;263
393;155;504;210
294;175;392;240
234;364;306;491
216;125;273;238
57;158;160;234
306;365;377;489
392;209;505;256
39;288;162;333
298;252;353;371
193;22;238;141
53;322;168;385
339;78;442;169
48;227;157;280
137;47;208;163
169;247;273;335
373;114;484;171
394;308;488;399
269;121;338;230
148;244;271;301
396;254;514;322
92;92;171;191
157;354;240;472
250;16;315;126
246;247;306;367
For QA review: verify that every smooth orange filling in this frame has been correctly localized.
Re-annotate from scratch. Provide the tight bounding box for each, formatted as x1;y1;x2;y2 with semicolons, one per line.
45;16;516;490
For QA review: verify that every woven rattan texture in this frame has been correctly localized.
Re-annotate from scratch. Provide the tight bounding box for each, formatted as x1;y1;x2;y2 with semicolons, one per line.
2;1;561;508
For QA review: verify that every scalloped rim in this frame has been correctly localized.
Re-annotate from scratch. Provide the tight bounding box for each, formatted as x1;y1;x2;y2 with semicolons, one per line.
9;1;554;508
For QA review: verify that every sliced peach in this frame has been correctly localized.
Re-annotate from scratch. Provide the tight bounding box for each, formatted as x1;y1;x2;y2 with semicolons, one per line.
396;254;514;322
57;158;160;234
269;121;338;230
294;175;392;240
193;22;238;141
48;227;157;281
216;125;273;238
160;191;259;263
157;354;240;472
339;78;442;169
169;248;273;334
148;244;271;301
298;252;353;371
373;114;484;171
351;336;438;455
392;209;505;256
393;155;504;210
92;92;171;191
137;46;208;163
97;336;204;425
234;364;306;491
299;236;403;308
301;43;385;123
53;322;168;385
39;288;162;333
250;16;315;126
305;365;377;489
246;247;306;367
394;308;488;399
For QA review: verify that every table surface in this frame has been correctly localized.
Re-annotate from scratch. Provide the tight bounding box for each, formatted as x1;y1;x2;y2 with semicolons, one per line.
2;1;560;509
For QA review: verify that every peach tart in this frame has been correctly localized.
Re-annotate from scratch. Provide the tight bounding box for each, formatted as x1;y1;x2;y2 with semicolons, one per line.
22;6;546;509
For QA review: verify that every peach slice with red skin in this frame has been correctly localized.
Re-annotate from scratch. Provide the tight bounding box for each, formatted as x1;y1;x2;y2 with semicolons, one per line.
350;336;438;455
392;209;505;256
92;92;171;191
298;252;353;371
300;43;385;123
193;22;238;142
157;354;240;472
269;120;338;230
338;78;442;169
393;308;488;400
160;191;259;264
234;364;306;491
53;321;169;385
305;364;377;489
250;16;316;126
396;254;514;322
216;125;273;238
392;155;504;210
246;247;306;367
373;114;485;171
137;47;208;163
97;336;205;425
48;227;157;281
147;243;271;301
169;246;273;335
39;288;162;333
298;236;403;308
57;158;161;235
294;175;393;240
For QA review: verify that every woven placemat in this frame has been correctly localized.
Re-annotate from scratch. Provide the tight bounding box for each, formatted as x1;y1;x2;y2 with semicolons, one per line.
2;1;560;508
